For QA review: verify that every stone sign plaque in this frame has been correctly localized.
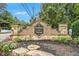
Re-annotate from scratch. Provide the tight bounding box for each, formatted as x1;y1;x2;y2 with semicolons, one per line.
34;23;43;36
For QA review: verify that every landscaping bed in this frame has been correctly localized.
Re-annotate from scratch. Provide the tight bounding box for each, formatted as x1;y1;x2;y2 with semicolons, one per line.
1;39;79;56
17;40;79;56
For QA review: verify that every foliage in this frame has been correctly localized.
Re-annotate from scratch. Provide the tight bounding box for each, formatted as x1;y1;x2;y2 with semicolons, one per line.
14;37;22;42
0;10;27;30
9;43;17;49
39;4;75;28
60;37;70;44
0;4;29;30
0;42;5;52
39;3;79;29
2;44;11;55
39;3;79;38
0;42;17;55
73;37;79;45
71;20;79;37
0;3;6;13
53;36;72;44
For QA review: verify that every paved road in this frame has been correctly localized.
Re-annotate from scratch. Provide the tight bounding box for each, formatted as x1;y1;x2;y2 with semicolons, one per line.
0;33;12;42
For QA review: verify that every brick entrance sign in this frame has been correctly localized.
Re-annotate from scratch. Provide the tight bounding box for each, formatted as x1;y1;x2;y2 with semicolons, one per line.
11;20;68;40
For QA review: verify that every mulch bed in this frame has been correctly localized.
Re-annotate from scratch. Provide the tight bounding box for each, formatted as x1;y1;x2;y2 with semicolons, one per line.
1;40;79;56
17;40;79;56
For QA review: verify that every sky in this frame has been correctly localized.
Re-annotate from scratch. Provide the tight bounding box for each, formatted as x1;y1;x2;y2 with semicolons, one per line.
6;3;41;22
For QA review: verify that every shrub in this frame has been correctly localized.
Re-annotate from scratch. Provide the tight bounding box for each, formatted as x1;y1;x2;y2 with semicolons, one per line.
2;44;11;55
0;42;5;52
53;36;72;44
73;37;79;45
0;42;17;55
60;37;69;44
71;20;79;37
9;43;17;49
60;36;72;44
14;37;22;42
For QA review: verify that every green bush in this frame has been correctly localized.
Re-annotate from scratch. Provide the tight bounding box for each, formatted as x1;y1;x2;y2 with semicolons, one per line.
53;36;72;44
60;37;69;44
14;37;22;42
74;37;79;44
71;20;79;37
0;42;5;52
9;43;17;49
0;42;17;55
2;44;11;54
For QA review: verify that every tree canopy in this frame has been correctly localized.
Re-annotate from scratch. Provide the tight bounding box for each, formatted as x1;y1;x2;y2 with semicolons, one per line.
0;3;6;12
39;3;79;29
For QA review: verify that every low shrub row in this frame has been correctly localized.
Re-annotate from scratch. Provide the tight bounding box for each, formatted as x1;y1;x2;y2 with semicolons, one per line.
51;35;72;44
52;36;79;47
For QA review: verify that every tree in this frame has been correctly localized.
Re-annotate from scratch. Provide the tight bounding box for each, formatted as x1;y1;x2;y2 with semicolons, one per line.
0;3;6;13
72;4;79;23
0;10;27;30
39;3;75;28
0;3;7;22
71;19;79;37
